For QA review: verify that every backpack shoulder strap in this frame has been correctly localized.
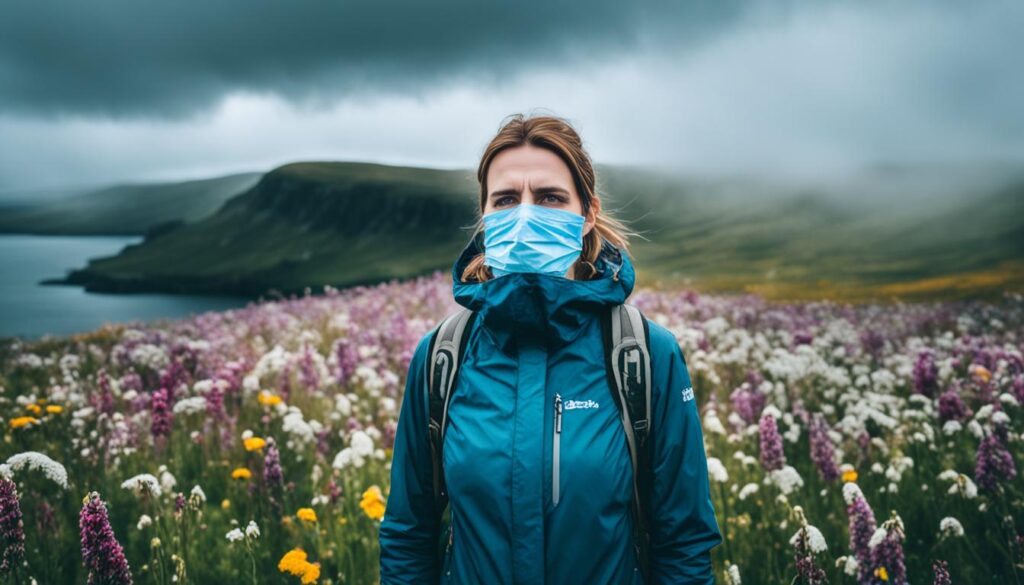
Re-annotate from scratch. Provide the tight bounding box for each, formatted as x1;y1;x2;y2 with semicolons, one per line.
601;302;654;584
426;307;477;520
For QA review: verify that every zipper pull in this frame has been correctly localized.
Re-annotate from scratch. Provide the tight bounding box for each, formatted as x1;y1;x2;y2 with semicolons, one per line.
554;393;563;433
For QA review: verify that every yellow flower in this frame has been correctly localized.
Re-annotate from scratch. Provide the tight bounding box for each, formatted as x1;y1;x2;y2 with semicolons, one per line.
296;508;318;523
971;364;992;383
278;548;309;576
9;416;39;429
244;436;267;451
278;548;320;584
231;467;252;480
221;499;231;510
360;485;386;521
25;403;42;415
338;516;348;525
45;405;63;414
258;391;283;406
300;562;320;584
875;566;889;581
842;469;858;483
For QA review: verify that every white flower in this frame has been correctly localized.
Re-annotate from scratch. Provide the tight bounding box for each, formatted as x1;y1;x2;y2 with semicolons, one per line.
738;483;759;501
769;465;804;495
839;483;864;506
725;562;742;585
226;528;244;543
332;447;365;470
703;410;727;435
790;525;828;554
335;394;352;416
172;396;206;415
158;465;177;493
282;408;317;445
121;473;163;498
245;520;260;540
5;451;69;489
705;458;727;483
350;430;375;457
137;514;153;530
939;471;978;500
939;516;964;538
190;484;207;503
841;555;858;576
942;420;962;435
868;527;888;549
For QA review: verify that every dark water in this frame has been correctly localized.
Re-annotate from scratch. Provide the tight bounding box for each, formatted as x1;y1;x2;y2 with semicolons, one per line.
0;235;251;340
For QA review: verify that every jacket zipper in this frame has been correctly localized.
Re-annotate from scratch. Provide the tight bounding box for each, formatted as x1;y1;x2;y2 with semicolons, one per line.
552;392;563;506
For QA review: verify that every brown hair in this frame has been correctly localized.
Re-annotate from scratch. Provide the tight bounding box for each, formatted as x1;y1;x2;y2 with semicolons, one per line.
460;113;641;283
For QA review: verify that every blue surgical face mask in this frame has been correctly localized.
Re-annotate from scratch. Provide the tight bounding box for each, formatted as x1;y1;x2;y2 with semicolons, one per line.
483;203;586;278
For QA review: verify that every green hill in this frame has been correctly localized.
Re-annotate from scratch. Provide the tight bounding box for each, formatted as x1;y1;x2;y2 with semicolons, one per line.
0;172;261;235
47;161;1024;302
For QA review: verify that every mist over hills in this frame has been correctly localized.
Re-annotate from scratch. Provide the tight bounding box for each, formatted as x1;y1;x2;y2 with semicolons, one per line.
7;160;1019;302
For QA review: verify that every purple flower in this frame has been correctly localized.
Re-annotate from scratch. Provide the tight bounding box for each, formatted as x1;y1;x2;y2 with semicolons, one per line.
871;515;907;585
95;368;117;416
793;330;814;346
792;529;826;584
264;439;284;488
937;384;971;423
299;342;321;391
860;328;885;360
1012;375;1024;406
932;560;951;585
0;478;25;575
913;349;940;398
975;426;1017;492
730;385;766;425
809;414;840;483
80;491;133;585
759;414;786;472
159;359;187;403
333;337;359;388
150;387;173;442
846;490;877;583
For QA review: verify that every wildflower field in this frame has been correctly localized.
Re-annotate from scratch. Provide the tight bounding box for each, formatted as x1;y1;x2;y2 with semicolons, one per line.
0;273;1021;584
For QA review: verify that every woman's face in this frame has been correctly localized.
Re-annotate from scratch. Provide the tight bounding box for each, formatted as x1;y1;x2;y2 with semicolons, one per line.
483;143;597;238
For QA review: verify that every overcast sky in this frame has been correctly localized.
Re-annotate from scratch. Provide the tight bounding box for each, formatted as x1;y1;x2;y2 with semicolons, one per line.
1;0;1022;193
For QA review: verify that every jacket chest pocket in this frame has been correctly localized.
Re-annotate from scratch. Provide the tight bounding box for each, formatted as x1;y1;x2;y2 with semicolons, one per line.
552;393;563;506
550;392;634;513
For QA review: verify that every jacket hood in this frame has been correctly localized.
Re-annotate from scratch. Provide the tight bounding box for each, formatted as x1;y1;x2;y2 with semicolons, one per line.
451;230;636;354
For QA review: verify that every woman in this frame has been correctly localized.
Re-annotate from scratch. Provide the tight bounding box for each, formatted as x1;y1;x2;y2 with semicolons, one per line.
379;114;721;584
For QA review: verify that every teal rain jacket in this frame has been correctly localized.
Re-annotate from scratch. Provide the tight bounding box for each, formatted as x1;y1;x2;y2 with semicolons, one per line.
379;234;722;584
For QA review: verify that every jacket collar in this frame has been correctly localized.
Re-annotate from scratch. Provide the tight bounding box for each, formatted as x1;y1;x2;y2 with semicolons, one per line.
451;230;636;354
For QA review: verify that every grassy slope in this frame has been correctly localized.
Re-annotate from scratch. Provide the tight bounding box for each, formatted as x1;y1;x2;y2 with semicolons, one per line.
61;162;479;294
0;172;261;235
53;161;1024;302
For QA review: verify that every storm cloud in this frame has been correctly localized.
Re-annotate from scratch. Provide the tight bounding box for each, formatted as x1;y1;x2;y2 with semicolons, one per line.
0;0;1022;191
0;0;743;119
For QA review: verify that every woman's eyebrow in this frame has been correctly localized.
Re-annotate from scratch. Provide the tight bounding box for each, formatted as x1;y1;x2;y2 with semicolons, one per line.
489;186;569;198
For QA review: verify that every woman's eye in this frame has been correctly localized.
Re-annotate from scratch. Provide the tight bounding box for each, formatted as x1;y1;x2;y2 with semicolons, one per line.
495;196;514;206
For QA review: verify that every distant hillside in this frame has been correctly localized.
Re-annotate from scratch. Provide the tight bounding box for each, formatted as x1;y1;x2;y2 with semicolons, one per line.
46;161;1024;302
0;172;261;235
54;162;480;295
